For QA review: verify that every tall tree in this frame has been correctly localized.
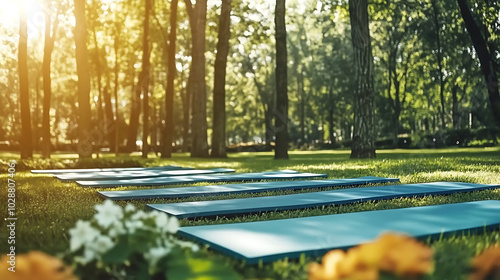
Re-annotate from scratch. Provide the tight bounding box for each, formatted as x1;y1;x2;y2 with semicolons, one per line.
162;0;178;158
18;2;33;159
41;1;59;158
211;0;232;158
274;0;289;159
349;0;376;158
184;0;209;157
141;0;151;158
457;0;500;126
430;0;446;129
74;0;92;158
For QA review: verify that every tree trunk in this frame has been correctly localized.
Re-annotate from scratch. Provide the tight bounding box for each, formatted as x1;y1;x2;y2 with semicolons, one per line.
328;87;335;144
211;0;232;158
274;0;289;159
74;0;92;159
19;6;33;159
162;0;178;158
126;73;142;152
431;0;446;129
141;0;151;158
184;0;209;157
452;83;459;128
42;7;55;158
113;25;120;156
349;0;376;158
457;0;500;126
298;70;305;145
182;71;191;152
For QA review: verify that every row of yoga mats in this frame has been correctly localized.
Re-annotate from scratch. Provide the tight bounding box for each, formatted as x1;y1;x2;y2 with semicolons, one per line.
34;166;500;264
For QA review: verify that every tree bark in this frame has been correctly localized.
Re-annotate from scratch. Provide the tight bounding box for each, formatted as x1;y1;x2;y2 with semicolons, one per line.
349;0;376;158
211;0;232;158
457;0;500;126
74;0;92;158
141;0;151;158
430;0;446;129
162;0;178;158
274;0;289;159
19;5;33;159
42;4;59;158
126;74;142;151
184;0;209;157
113;25;120;156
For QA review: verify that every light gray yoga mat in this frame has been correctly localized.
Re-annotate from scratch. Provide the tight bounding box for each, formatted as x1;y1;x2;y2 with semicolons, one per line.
79;170;327;188
31;165;190;174
148;182;499;218
55;168;235;182
178;200;500;264
100;176;398;200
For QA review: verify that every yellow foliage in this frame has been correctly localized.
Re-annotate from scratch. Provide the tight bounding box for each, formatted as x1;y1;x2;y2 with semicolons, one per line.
309;233;434;280
0;251;78;280
469;245;500;280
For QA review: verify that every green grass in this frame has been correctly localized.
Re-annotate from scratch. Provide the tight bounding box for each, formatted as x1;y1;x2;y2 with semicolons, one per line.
1;147;500;280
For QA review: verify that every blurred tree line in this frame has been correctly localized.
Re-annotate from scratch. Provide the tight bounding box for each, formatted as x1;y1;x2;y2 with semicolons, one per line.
2;0;499;159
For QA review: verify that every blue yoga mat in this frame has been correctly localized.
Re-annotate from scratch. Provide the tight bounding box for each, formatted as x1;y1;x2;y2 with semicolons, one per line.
178;200;500;264
148;182;499;218
79;170;327;188
100;176;398;200
31;165;190;174
55;168;235;182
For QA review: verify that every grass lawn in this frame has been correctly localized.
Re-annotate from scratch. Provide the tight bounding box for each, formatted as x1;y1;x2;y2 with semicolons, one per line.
1;147;500;279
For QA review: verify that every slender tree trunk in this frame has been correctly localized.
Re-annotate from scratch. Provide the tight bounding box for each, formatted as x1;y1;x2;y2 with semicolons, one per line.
126;74;142;151
182;72;191;152
162;0;178;158
452;83;459;128
74;0;92;158
431;0;446;129
19;6;32;159
184;0;209;157
274;0;289;159
349;0;376;158
42;6;59;158
298;70;305;145
141;0;151;158
113;25;120;155
457;0;500;126
42;11;54;158
328;87;335;144
211;0;232;158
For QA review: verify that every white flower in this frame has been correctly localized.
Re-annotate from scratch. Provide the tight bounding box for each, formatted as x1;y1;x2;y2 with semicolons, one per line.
74;247;97;265
95;200;124;229
69;220;100;252
125;203;136;213
191;244;200;252
154;212;169;228
144;246;172;271
125;219;144;234
130;211;148;221
92;235;115;254
108;221;126;238
165;216;179;233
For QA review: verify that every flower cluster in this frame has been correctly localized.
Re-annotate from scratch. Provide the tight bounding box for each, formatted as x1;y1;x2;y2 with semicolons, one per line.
469;245;500;280
0;251;77;280
309;233;434;280
68;200;198;276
